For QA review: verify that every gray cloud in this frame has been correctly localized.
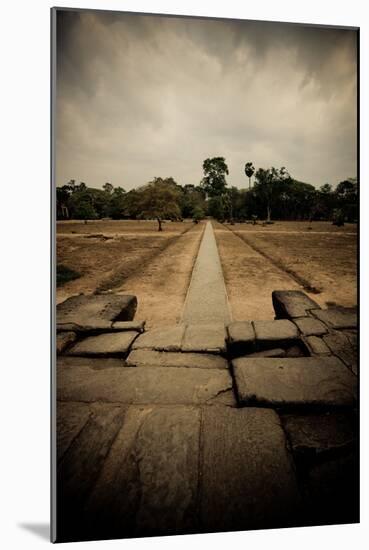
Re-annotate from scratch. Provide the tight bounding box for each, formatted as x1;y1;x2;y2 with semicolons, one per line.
55;9;357;190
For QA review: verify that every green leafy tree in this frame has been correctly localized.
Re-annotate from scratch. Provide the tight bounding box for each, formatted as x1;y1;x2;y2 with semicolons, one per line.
138;177;181;231
244;162;255;190
201;157;229;197
254;166;291;221
192;206;205;224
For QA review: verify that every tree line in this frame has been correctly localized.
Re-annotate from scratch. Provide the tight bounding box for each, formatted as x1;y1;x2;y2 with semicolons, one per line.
57;158;357;230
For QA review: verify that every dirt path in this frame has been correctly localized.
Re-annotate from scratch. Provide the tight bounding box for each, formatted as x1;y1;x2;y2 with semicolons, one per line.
213;222;321;320
116;223;205;328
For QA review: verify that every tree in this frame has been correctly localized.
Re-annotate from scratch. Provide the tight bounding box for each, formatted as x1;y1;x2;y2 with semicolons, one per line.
201;157;229;197
103;182;114;194
253;166;291;221
192;206;205;224
244;162;255;190
207;195;225;220
138;177;181;231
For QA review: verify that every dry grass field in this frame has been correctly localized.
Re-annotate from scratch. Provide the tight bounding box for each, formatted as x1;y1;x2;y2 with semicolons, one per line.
56;220;197;305
57;218;357;324
215;220;357;320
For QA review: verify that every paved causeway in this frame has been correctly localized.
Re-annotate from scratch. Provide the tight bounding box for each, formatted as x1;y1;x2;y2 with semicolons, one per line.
182;221;231;324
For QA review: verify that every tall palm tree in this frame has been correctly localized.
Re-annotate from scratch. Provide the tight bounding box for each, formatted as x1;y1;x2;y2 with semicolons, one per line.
244;162;255;190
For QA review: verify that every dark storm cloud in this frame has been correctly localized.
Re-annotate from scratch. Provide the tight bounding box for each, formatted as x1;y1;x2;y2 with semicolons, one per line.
55;9;357;190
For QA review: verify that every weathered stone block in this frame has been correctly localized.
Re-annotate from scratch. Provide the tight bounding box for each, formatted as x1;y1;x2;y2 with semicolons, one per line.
181;324;226;353
111;321;145;333
57;331;77;354
311;307;357;329
245;348;286;358
285;344;307;357
85;406;201;538
58;365;234;405
57;404;126;538
126;349;228;369
253;319;299;349
57;402;91;461
67;332;138;357
226;321;255;356
282;412;356;458
132;325;185;352
201;407;301;531
57;294;137;330
294;317;328;336
57;356;127;369
323;331;358;375
232;357;357;408
272;290;320;319
304;335;331;356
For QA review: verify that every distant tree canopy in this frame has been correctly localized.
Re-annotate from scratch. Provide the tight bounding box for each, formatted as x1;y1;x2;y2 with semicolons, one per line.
56;164;357;226
200;157;229;197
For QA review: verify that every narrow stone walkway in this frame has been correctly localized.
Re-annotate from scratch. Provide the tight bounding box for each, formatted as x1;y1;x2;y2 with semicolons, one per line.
182;221;231;325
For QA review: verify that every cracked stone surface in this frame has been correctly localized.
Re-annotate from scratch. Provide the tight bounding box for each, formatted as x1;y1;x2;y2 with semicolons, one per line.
132;325;185;351
58;364;234;405
226;321;255;356
57;331;77;354
232;357;357;407
311;307;357;329
323;331;358;375
201;407;301;531
253;319;299;348
293;317;328;336
272;290;320;319
304;335;331;356
126;349;228;369
181;323;227;353
281;412;356;457
67;331;138;357
57;294;138;328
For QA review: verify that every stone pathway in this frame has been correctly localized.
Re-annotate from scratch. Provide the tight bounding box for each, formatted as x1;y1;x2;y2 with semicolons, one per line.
55;284;358;541
182;221;231;324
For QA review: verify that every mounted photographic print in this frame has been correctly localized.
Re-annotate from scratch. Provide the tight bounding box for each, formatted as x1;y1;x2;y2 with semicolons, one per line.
51;7;359;543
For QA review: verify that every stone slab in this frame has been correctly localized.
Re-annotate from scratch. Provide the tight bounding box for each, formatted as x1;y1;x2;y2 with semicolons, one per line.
253;319;299;349
57;331;77;354
84;406;201;539
111;321;145;333
272;290;320;319
304;335;331;356
57;402;91;461
126;349;228;369
282;412;356;457
67;332;138;357
181;324;226;353
57;404;126;540
245;348;286;358
201;407;301;531
232;357;357;407
294;317;328;336
226;321;255;356
323;331;358;375
132;325;185;352
57;294;137;328
58;365;234;405
311;307;357;329
57;356;128;369
182;221;231;324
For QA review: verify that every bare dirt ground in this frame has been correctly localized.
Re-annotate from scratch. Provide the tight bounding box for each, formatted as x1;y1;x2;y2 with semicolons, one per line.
214;221;357;321
56;220;193;305
115;223;204;328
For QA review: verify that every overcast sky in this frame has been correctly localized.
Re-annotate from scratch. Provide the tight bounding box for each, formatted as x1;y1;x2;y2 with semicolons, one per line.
55;9;357;191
